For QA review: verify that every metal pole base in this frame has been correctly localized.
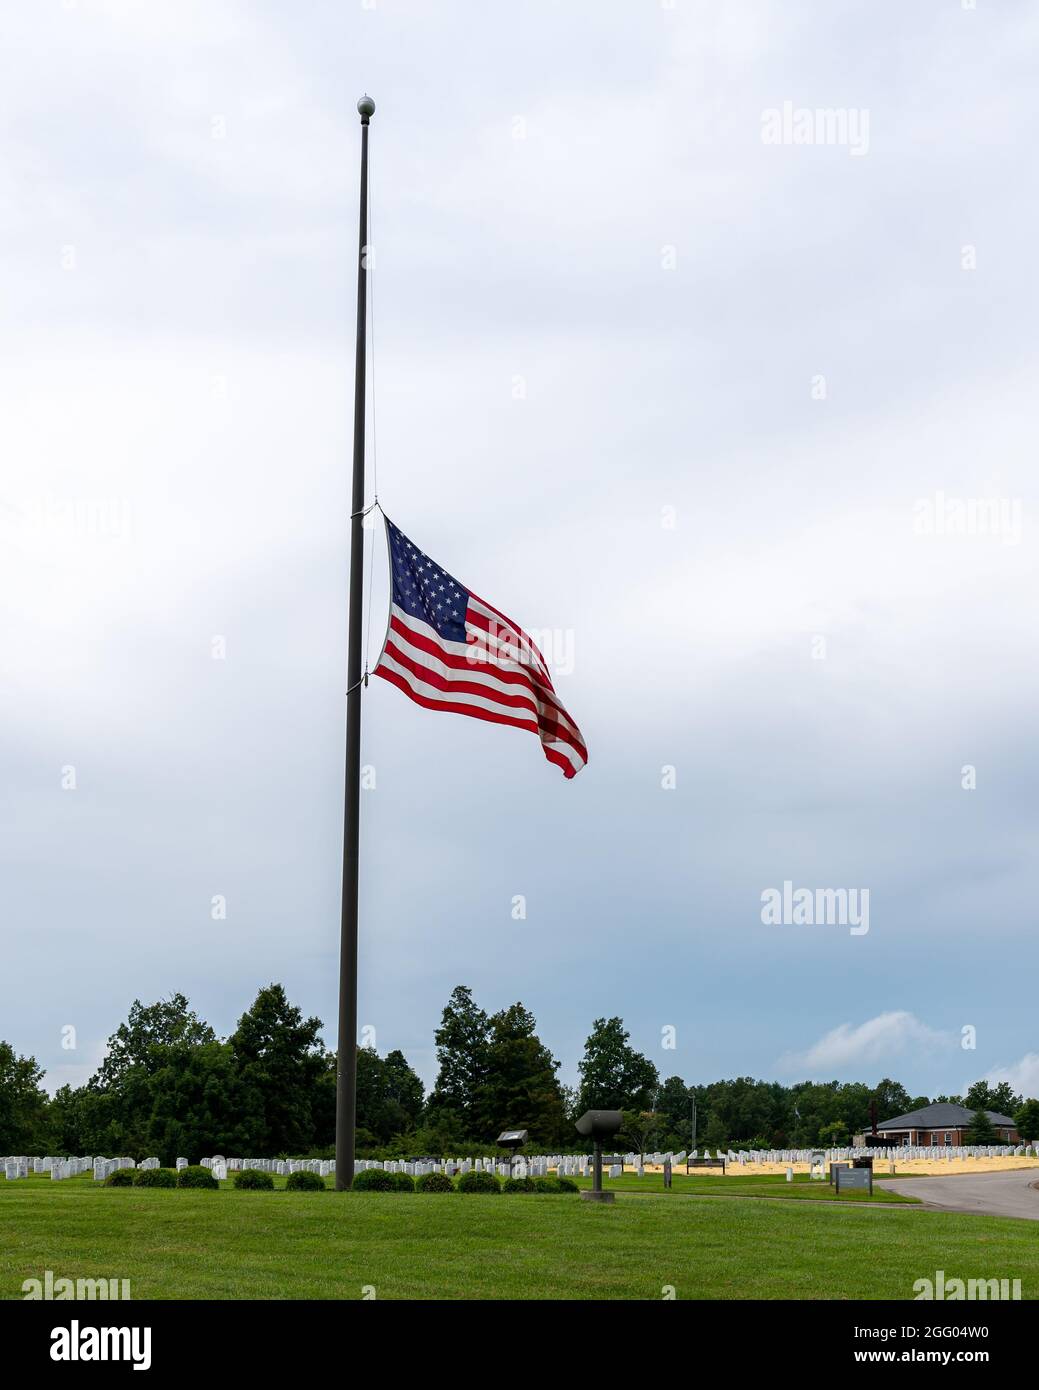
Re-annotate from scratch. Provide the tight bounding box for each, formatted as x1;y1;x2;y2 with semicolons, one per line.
580;1189;615;1203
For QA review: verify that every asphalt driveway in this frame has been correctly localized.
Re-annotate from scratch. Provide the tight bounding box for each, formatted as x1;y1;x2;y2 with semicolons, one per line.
876;1168;1039;1220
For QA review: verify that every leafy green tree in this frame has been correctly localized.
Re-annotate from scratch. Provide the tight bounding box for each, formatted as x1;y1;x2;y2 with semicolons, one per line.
966;1108;997;1144
576;1018;658;1115
559;1083;580;1128
475;1003;565;1145
60;993;221;1155
619;1109;668;1158
871;1078;914;1122
384;1049;425;1128
229;984;326;1155
355;1046;425;1145
834;1081;873;1139
692;1077;790;1147
49;1079;129;1156
145;1040;255;1164
703;1113;728;1150
1013;1099;1039;1142
0;1042;48;1153
988;1081;1022;1116
47;1084;95;1154
426;986;490;1134
406;1112;469;1155
965;1080;992;1110
312;1051;337;1149
787;1081;847;1146
95;994;215;1090
964;1079;1021;1115
818;1120;849;1146
356;1046;385;1139
657;1076;693;1141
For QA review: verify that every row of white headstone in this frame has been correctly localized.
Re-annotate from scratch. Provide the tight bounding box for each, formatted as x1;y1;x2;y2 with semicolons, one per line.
92;1157;146;1181
190;1155;595;1180
1;1156;169;1182
3;1156;95;1181
199;1156;331;1181
6;1143;1034;1183
697;1145;1037;1163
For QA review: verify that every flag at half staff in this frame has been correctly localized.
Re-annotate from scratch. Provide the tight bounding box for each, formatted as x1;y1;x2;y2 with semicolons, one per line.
373;517;588;778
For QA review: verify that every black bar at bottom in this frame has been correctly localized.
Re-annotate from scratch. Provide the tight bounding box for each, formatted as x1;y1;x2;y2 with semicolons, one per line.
0;1298;1027;1371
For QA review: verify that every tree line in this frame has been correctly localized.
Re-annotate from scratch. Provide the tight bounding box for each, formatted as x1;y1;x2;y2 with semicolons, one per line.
2;982;1037;1164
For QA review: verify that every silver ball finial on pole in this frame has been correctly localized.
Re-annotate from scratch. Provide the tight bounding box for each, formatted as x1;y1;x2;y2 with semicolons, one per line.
357;94;375;122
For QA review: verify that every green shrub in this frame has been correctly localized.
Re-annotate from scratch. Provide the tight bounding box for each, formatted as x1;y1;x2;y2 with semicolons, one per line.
352;1168;393;1192
415;1171;454;1193
176;1165;219;1190
104;1169;135;1188
133;1167;176;1188
502;1176;537;1194
554;1175;579;1193
234;1169;275;1191
457;1169;501;1194
533;1175;563;1193
286;1170;325;1192
387;1171;415;1192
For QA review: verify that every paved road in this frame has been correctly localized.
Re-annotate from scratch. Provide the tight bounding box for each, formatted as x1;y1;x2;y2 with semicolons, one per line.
876;1169;1039;1220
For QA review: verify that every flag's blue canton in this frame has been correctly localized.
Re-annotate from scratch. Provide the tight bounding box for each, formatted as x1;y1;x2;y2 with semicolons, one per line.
386;519;469;642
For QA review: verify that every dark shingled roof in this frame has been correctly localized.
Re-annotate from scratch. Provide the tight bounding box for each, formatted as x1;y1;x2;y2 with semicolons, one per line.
876;1103;1016;1130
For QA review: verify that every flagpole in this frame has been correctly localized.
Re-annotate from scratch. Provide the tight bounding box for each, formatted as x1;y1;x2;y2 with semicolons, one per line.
335;93;374;1191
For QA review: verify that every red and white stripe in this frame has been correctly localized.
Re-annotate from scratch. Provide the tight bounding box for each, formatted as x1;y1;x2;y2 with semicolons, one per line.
374;594;587;779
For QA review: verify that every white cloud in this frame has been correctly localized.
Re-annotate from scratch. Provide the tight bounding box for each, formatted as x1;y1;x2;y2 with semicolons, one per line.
779;1012;952;1076
981;1054;1039;1103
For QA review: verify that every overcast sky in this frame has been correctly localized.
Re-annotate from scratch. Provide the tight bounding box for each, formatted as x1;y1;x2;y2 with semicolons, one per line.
2;0;1037;1107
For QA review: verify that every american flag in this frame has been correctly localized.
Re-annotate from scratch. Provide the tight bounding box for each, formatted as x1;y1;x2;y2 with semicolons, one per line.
373;517;587;778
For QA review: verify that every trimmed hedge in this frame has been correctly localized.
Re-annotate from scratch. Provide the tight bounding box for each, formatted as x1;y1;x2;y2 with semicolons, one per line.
500;1173;579;1194
234;1169;275;1191
285;1170;325;1192
352;1168;393;1192
457;1169;501;1194
415;1171;453;1193
533;1175;563;1193
525;1174;578;1193
176;1165;219;1190
133;1167;176;1188
104;1169;136;1188
387;1171;415;1192
502;1176;537;1194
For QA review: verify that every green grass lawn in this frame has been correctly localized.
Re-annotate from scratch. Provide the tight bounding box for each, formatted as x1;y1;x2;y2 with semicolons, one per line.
1;1173;1034;1300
